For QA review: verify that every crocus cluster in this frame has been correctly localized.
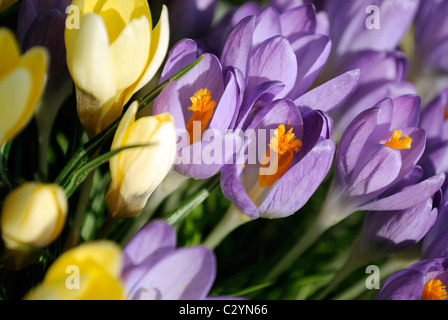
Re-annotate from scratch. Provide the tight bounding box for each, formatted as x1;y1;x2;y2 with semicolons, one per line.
2;0;448;302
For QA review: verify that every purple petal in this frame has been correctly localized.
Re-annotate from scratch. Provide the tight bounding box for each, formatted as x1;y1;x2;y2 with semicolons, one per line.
294;69;360;112
335;107;380;183
258;139;335;218
152;81;186;129
376;269;424;300
287;33;331;99
128;246;216;300
279;4;317;43
347;144;402;197
122;221;176;269
220;163;260;219
269;0;305;13
160;39;198;83
221;16;255;78
360;198;436;255
247;35;298;99
359;173;446;211
253;7;282;47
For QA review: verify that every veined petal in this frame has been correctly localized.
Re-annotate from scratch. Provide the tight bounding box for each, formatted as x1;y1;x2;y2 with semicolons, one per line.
359;173;445;211
294;69;360;112
259;139;335;218
66;13;116;104
247;35;297;99
348;143;402;197
109;15;150;92
132;5;170;95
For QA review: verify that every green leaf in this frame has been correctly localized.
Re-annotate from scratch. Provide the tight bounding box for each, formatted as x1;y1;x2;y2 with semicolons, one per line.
165;175;220;226
54;55;204;188
64;143;153;198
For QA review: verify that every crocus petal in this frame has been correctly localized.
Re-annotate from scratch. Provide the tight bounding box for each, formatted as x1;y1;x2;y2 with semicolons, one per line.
221;15;255;78
247;35;297;99
347;144;402;197
294;69;360;112
65;13;116;104
253;7;282;47
279;4;317;43
359;173;446;211
159;39;198;83
376;269;424;300
287;33;331;99
361;198;436;255
128;246;216;300
259;139;335;218
220;164;260;219
122;221;176;268
132;5;170;94
336;107;380;182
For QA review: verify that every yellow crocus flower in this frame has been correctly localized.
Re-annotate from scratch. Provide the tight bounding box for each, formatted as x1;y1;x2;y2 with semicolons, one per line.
1;182;68;251
105;101;177;219
0;28;48;146
24;241;125;300
65;0;170;137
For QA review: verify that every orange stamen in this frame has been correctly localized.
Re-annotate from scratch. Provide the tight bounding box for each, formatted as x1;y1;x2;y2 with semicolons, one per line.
421;279;447;300
185;89;216;144
258;124;302;188
384;130;412;150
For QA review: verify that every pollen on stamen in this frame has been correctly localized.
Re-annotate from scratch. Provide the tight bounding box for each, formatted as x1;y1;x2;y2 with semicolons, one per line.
384;130;412;150
269;124;302;155
421;279;447;300
444;107;448;120
188;89;216;113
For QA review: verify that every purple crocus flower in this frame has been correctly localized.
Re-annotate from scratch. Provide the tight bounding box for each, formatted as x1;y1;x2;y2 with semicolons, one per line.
221;4;331;102
218;4;359;133
152;39;244;179
18;0;72;89
325;95;445;225
121;220;219;300
376;258;448;300
220;98;335;219
418;87;448;178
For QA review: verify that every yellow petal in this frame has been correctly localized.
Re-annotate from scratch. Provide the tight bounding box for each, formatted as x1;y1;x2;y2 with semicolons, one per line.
25;241;124;300
120;113;176;198
127;5;170;100
109;15;150;92
0;28;20;77
45;241;122;281
0;67;32;145
109;101;138;189
66;13;116;104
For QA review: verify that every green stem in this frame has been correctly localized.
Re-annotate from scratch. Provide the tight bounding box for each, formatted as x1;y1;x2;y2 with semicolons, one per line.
0;143;13;190
95;215;119;240
202;204;253;250
263;182;354;283
36;82;73;181
62;151;98;251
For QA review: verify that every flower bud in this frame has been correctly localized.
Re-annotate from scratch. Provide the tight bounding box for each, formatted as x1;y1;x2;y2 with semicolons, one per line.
1;182;67;250
0;28;48;145
105;102;177;219
65;0;169;137
24;241;125;300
